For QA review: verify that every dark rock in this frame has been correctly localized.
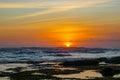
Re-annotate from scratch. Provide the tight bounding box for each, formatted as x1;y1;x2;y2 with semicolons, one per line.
0;72;11;77
107;57;120;64
100;68;115;77
60;60;99;67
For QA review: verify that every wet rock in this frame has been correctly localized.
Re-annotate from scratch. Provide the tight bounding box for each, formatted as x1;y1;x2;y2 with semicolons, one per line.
100;68;120;77
60;60;99;67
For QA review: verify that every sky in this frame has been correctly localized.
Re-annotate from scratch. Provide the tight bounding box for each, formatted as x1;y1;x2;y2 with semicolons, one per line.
0;0;120;48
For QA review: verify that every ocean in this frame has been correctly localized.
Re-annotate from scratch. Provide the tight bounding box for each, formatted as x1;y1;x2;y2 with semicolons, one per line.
0;47;120;63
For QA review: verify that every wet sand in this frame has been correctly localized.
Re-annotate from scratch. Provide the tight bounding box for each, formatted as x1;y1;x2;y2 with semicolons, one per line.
0;63;28;70
54;70;102;79
0;77;10;80
114;74;120;78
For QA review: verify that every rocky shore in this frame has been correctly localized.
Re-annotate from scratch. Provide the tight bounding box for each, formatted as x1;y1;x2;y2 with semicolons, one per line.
0;56;120;80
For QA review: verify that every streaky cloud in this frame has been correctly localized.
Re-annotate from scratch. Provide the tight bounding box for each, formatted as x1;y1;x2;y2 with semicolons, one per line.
1;0;110;20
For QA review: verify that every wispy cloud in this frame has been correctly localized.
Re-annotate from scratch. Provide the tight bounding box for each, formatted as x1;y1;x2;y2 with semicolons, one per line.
0;3;46;8
0;0;110;20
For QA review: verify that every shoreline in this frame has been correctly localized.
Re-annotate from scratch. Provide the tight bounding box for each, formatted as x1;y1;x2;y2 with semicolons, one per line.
0;56;120;80
0;56;119;64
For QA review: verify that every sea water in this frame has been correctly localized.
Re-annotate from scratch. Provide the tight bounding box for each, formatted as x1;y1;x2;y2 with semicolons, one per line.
0;47;119;62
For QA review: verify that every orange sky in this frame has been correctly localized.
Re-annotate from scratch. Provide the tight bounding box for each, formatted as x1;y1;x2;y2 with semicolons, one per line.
0;0;120;48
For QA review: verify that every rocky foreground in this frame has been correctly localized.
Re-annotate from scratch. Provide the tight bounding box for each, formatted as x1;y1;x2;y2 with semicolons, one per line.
0;56;120;80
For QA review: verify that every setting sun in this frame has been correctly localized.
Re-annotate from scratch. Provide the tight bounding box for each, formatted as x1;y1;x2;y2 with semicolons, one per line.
65;42;72;47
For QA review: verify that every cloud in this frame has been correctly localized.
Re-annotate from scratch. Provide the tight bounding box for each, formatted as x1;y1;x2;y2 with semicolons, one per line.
0;3;44;8
0;0;110;8
0;0;110;20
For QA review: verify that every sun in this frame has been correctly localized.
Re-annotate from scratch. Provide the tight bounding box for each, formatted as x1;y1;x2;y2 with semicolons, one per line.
65;42;72;47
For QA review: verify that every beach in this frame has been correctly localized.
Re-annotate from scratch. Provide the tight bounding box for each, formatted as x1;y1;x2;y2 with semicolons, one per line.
0;56;120;80
0;47;120;80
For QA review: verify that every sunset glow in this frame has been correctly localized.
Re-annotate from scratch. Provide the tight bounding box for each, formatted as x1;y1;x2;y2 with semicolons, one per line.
0;0;120;48
65;42;72;47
